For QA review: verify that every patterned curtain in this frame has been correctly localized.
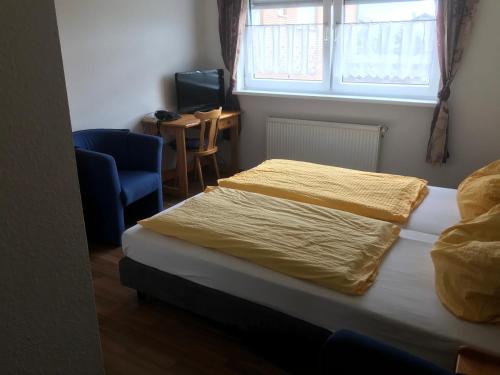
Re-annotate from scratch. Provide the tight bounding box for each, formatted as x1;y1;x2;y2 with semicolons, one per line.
426;0;480;165
217;0;249;110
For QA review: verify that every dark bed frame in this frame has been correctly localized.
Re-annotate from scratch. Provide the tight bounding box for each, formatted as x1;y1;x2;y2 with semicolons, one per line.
119;257;333;374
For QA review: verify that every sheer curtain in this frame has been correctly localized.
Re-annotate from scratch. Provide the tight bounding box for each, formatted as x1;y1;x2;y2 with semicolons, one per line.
249;24;323;80
341;20;436;85
246;0;324;82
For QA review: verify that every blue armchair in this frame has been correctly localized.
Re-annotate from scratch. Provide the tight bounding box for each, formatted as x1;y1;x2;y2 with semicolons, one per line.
73;129;163;246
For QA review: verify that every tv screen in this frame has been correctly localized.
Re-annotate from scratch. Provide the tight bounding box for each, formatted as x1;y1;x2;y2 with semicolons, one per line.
175;69;225;113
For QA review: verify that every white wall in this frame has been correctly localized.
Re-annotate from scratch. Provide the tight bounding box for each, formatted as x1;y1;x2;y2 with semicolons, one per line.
200;0;500;188
0;1;103;373
55;0;205;131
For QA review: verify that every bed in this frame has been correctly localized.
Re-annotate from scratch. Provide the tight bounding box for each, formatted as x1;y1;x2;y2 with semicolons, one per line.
120;185;500;371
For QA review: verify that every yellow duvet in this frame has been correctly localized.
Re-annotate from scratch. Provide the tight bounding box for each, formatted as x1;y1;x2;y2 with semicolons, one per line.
140;187;400;295
431;204;500;323
218;159;428;223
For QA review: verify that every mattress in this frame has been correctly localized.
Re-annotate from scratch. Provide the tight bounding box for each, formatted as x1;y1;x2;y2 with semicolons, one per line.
404;186;460;234
122;192;499;370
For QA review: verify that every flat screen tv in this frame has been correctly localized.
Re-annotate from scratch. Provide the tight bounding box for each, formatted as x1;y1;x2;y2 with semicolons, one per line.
175;69;225;114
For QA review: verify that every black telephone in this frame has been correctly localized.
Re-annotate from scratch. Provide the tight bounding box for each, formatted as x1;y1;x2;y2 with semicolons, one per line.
154;110;181;121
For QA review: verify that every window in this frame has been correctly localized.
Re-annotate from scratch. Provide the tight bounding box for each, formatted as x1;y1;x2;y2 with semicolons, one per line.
245;0;328;92
242;0;439;101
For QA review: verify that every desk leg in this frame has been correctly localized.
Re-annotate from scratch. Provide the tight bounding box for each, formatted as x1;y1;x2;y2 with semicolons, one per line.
175;128;189;198
230;116;240;174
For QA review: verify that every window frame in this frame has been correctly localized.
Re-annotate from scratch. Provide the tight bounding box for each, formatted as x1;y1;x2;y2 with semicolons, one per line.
244;0;332;93
241;0;440;101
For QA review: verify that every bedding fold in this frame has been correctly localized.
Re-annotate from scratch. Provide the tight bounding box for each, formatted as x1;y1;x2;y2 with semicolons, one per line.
140;187;400;295
218;159;428;223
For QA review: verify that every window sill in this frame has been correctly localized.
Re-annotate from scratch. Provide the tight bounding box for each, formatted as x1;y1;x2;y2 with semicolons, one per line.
234;89;438;108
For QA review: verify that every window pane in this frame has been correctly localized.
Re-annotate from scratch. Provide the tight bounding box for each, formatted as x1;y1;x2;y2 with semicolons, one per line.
341;0;437;85
344;0;436;23
248;5;324;81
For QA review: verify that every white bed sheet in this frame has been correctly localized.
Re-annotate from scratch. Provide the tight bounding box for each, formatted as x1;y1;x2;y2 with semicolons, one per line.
404;186;460;234
122;195;499;370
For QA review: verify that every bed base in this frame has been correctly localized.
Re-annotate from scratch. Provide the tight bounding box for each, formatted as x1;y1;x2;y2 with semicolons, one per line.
119;256;332;374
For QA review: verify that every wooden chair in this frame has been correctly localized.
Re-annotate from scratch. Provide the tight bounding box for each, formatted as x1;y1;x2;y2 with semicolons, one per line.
190;107;222;191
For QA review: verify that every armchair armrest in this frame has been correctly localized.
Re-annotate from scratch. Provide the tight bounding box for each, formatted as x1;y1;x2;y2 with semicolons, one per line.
75;148;125;245
75;148;121;198
126;133;163;173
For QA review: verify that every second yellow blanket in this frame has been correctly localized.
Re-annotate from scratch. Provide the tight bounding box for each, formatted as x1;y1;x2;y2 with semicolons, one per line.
140;187;400;295
218;159;428;223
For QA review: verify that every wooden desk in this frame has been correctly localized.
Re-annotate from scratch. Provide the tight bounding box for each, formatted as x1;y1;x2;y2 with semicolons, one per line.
142;110;241;198
456;347;500;375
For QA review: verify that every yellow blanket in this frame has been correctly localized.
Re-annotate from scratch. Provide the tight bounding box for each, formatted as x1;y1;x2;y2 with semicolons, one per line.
431;203;500;323
218;159;428;223
140;187;400;295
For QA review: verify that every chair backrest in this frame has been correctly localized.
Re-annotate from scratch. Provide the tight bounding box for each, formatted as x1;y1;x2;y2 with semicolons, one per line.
73;129;130;168
193;107;222;154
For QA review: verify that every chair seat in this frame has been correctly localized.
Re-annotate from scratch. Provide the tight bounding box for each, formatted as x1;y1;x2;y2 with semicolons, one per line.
119;170;160;206
169;138;207;151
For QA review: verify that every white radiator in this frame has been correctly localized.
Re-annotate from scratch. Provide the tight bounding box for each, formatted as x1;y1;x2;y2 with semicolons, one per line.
266;117;385;172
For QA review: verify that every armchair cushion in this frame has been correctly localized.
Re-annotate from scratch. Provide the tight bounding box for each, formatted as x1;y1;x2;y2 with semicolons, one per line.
119;170;161;207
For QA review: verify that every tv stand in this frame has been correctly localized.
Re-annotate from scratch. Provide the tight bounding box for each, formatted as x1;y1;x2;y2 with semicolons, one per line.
142;110;241;199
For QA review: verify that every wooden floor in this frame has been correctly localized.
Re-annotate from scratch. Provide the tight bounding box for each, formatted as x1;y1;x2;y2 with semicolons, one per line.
90;171;288;375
